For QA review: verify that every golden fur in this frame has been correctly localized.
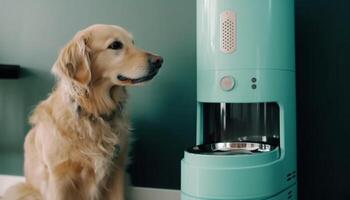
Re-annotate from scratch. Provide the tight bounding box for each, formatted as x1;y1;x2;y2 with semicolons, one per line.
3;24;163;200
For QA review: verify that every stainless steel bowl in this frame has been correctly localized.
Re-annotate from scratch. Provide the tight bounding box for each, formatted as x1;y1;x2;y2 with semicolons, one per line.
188;141;277;155
237;135;280;146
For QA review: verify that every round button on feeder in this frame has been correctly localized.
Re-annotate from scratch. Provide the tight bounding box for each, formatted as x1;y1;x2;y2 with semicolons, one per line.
220;76;235;91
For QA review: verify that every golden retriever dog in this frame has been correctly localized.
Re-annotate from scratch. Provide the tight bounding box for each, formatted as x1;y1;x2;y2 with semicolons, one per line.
3;24;163;200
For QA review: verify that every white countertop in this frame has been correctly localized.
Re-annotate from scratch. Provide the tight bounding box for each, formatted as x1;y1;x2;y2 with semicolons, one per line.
0;175;180;200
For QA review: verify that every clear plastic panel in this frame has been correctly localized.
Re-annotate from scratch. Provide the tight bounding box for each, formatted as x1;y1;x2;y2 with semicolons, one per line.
203;103;280;146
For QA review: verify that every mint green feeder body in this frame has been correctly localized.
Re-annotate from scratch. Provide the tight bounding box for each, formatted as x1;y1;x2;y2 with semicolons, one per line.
181;0;297;199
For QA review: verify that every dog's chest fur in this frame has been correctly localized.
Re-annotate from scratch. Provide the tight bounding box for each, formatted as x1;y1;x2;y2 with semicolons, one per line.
29;85;130;199
74;107;129;187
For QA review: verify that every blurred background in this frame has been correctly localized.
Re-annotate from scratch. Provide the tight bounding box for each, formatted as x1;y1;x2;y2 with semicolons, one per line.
0;0;349;199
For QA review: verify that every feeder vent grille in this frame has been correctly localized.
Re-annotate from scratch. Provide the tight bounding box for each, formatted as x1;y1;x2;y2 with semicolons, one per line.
220;10;236;53
286;171;297;182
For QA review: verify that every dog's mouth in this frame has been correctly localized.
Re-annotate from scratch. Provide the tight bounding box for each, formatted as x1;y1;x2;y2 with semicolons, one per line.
117;71;158;84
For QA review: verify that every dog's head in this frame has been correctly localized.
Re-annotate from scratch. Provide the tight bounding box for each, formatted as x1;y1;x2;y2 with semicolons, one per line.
52;24;163;88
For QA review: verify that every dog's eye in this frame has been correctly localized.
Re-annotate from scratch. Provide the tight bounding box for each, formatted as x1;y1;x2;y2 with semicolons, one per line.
108;41;123;50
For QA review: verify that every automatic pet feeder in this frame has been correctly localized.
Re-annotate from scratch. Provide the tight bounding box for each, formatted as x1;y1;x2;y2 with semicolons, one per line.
181;0;296;199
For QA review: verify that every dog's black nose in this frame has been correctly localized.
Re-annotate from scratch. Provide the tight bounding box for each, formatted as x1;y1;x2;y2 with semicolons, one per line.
148;55;163;69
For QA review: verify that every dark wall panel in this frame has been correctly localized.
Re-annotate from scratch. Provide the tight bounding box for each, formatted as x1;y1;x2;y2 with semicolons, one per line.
296;0;350;199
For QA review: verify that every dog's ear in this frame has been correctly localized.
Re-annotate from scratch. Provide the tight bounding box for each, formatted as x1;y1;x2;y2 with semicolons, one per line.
52;34;91;86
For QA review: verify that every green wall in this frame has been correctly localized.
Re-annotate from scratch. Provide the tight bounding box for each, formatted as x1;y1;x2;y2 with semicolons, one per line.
0;0;196;189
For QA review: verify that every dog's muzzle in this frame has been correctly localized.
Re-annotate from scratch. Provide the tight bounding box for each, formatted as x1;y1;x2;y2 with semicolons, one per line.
117;55;163;84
